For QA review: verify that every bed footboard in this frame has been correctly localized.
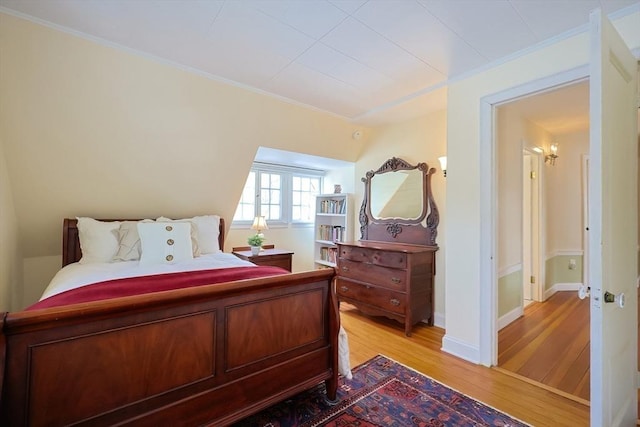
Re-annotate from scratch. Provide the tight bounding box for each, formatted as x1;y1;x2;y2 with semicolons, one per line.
1;269;338;427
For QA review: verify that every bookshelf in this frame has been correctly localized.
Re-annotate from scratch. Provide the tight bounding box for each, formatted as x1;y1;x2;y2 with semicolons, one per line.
314;193;351;268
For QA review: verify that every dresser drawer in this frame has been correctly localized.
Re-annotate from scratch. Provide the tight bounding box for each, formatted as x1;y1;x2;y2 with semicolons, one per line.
338;246;406;269
337;259;407;291
337;278;405;314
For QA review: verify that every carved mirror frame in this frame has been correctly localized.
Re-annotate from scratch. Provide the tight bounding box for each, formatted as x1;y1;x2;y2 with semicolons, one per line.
360;157;439;247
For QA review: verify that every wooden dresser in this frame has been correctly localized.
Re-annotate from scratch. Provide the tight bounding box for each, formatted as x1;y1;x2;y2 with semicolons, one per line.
336;240;437;336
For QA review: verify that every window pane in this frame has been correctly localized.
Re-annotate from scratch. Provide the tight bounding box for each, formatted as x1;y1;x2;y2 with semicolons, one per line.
256;171;283;221
233;167;322;226
261;188;270;204
291;175;320;222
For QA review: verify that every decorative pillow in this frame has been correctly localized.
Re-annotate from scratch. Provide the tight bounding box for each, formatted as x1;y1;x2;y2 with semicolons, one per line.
76;217;121;264
113;220;153;262
137;222;193;266
156;217;201;256
190;215;221;254
157;215;220;254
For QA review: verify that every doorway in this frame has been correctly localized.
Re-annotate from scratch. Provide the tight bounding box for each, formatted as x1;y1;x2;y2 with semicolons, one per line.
494;80;591;402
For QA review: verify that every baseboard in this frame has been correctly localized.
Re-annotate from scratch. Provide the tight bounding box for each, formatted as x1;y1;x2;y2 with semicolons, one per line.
497;306;523;330
441;334;480;364
544;282;582;300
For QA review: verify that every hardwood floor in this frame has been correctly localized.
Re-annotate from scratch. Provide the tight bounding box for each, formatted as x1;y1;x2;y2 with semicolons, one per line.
498;291;640;418
498;291;590;402
341;303;590;426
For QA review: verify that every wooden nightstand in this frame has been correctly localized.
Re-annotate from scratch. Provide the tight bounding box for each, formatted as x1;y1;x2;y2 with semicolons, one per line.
232;248;294;272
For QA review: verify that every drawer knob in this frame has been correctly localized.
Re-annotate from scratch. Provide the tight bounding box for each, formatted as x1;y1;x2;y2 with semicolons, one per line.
341;266;349;272
390;298;400;306
340;286;349;292
391;277;401;284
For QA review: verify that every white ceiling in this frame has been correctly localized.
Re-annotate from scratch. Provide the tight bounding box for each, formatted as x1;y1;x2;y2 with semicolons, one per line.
1;0;638;127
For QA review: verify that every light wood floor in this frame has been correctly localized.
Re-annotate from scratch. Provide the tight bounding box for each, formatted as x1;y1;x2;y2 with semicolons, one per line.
498;291;590;402
341;303;590;426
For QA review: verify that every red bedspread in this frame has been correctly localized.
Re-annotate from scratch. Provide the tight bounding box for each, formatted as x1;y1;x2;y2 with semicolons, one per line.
28;266;289;310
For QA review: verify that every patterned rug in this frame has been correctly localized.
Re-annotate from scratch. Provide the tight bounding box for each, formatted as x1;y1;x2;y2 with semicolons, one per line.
234;354;530;426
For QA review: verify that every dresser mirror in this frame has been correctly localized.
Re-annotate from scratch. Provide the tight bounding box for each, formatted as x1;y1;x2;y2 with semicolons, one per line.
338;156;439;335
360;157;439;246
370;168;423;220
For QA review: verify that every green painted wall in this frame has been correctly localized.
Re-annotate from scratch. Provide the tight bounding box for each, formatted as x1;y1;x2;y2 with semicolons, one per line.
498;269;522;317
545;255;583;290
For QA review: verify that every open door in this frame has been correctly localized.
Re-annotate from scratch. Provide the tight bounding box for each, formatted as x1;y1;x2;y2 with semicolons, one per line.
589;8;638;426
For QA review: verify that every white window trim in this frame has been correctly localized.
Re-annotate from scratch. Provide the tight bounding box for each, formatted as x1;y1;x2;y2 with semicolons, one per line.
232;162;324;229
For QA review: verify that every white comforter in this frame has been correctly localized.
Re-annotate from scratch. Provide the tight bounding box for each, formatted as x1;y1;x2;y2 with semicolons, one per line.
41;252;256;300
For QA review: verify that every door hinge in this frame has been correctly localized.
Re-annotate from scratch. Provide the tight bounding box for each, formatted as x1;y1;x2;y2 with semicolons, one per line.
530;171;536;179
530;276;535;284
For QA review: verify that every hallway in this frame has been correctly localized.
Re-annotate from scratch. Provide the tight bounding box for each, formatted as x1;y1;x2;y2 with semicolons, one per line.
498;291;590;402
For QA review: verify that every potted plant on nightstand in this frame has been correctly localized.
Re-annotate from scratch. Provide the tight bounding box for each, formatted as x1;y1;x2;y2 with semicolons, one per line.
247;234;265;255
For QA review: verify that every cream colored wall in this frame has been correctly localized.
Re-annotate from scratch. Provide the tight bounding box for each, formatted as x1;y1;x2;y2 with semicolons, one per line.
355;109;447;326
0;14;367;308
0;137;21;311
545;130;589;254
445;11;640;360
496;106;554;316
543;130;588;291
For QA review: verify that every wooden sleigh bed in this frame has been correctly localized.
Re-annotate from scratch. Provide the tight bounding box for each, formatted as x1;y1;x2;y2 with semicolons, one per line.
0;218;339;426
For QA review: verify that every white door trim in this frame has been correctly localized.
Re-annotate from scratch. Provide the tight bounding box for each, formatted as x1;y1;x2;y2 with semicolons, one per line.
523;152;533;302
479;65;589;366
582;154;590;292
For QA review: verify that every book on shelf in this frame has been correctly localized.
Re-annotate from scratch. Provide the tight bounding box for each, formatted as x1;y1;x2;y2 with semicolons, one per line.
319;246;338;264
318;225;345;242
319;198;346;214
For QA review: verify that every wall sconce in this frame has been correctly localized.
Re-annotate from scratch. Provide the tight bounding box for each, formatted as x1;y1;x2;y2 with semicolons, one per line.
251;216;268;238
545;143;559;165
438;156;447;177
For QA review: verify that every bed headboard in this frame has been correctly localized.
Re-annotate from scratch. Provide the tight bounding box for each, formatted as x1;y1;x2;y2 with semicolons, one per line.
62;217;226;267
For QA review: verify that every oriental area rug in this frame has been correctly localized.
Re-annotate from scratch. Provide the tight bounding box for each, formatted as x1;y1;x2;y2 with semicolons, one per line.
234;354;530;427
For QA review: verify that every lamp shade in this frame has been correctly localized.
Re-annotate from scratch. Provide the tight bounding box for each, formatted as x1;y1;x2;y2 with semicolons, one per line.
251;216;268;232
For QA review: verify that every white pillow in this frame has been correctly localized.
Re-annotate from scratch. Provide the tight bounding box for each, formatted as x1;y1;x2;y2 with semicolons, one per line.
190;215;221;254
137;222;193;266
157;215;220;254
113;220;153;261
76;217;121;264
